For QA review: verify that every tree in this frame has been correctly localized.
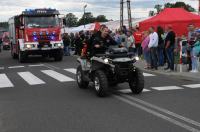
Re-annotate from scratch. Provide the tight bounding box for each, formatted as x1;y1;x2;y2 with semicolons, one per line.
95;15;108;22
64;13;78;27
164;2;196;12
78;12;95;26
0;22;8;31
154;4;162;14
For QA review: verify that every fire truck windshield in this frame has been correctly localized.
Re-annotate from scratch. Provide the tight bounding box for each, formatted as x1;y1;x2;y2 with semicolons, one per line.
25;16;59;28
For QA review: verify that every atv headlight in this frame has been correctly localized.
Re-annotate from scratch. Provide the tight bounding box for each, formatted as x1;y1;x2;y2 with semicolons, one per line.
135;56;139;61
104;58;109;63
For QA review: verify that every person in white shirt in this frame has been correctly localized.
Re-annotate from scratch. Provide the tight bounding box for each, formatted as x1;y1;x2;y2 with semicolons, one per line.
148;27;159;70
126;31;135;55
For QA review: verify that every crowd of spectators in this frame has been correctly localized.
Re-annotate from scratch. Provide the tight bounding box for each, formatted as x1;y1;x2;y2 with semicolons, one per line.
62;24;200;73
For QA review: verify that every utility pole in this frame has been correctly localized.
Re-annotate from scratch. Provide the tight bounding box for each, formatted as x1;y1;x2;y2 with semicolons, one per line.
127;0;132;29
120;0;124;28
83;4;87;28
199;0;200;15
120;0;132;29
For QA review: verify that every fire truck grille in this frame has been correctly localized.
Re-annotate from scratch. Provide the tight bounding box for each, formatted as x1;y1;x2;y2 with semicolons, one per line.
38;41;51;48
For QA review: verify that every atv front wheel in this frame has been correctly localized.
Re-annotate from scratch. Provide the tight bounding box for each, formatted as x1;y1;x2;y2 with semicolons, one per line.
129;68;144;94
76;65;89;89
94;70;109;97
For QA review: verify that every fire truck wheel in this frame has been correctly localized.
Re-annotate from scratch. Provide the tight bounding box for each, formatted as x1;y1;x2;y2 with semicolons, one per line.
18;51;26;63
54;50;63;61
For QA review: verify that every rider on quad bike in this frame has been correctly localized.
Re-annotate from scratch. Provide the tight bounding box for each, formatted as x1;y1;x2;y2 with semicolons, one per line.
77;26;144;97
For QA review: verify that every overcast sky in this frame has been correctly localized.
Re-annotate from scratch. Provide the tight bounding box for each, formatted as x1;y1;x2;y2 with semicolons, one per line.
0;0;198;22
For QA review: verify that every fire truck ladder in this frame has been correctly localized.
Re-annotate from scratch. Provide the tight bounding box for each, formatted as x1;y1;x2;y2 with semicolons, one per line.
120;0;132;29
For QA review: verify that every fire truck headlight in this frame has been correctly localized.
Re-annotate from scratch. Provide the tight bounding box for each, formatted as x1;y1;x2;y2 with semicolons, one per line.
57;43;62;47
25;44;32;49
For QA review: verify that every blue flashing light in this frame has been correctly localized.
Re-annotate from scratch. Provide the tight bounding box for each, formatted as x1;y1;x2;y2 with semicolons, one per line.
40;32;43;36
33;36;38;41
50;35;55;40
46;31;49;35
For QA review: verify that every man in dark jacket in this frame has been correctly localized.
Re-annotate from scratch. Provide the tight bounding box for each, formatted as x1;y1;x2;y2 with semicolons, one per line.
165;25;176;71
89;26;116;57
62;33;71;56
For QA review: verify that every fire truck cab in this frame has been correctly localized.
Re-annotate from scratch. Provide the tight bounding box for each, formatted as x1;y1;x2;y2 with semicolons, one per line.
8;8;64;62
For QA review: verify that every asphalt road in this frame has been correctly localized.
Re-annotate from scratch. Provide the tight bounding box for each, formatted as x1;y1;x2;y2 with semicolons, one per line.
0;50;200;132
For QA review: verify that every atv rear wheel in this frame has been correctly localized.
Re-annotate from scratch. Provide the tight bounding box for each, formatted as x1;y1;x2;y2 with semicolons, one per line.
18;51;26;63
129;68;144;94
94;70;109;97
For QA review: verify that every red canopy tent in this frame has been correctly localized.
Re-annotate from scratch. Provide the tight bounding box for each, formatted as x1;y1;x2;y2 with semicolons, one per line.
139;8;200;36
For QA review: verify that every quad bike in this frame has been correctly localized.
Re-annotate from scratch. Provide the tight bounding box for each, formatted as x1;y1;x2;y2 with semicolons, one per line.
76;47;144;97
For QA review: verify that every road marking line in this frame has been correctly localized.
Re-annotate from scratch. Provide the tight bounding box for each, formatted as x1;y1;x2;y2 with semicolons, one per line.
41;70;75;82
119;89;150;94
143;73;156;77
114;95;200;132
151;86;183;91
64;68;76;74
28;64;44;67
8;66;25;69
0;74;14;88
0;67;4;70
43;64;60;70
18;72;45;85
120;94;200;129
183;84;200;88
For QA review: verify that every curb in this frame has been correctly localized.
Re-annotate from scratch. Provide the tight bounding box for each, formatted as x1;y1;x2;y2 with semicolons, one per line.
140;67;200;81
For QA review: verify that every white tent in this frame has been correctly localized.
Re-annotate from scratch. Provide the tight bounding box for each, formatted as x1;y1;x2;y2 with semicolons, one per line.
62;18;148;34
62;22;101;34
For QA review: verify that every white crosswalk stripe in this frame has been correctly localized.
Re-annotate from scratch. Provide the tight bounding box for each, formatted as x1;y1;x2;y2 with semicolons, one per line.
18;72;45;85
0;74;14;88
183;84;200;88
41;70;75;82
151;86;183;91
119;89;151;94
64;68;77;74
8;66;25;69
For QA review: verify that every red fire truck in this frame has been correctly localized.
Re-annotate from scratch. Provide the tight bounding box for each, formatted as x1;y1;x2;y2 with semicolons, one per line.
8;8;63;62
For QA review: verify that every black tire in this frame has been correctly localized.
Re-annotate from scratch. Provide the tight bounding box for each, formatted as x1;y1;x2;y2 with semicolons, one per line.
18;51;26;63
42;54;48;58
94;70;109;97
76;65;89;89
129;68;144;94
109;82;118;87
54;50;63;61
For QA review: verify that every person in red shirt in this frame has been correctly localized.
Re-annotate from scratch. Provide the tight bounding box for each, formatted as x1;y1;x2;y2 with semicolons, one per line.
133;27;143;56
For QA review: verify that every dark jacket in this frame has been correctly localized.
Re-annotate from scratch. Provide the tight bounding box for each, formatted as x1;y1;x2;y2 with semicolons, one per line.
62;35;70;46
90;33;116;56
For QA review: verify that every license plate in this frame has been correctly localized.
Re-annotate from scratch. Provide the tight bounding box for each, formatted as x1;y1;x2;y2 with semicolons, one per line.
43;45;49;48
41;48;51;50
